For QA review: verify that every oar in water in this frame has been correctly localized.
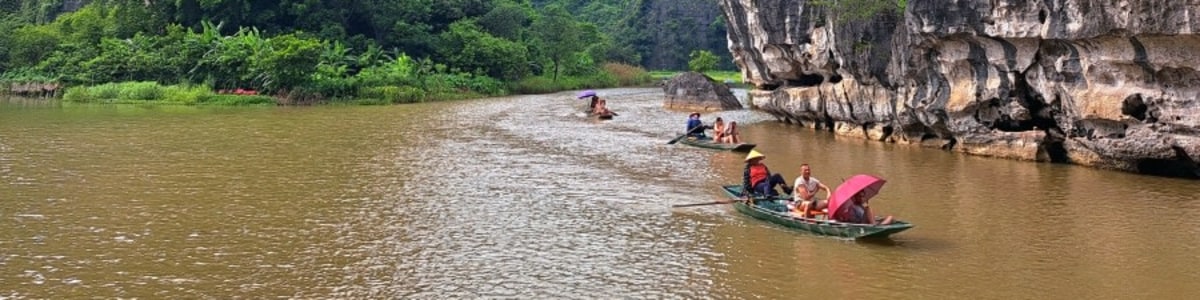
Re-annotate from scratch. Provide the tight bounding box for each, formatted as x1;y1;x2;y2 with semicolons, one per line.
671;200;737;208
666;125;706;145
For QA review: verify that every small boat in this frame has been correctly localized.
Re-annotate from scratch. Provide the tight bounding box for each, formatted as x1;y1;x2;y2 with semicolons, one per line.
593;112;614;120
719;185;913;240
678;136;756;152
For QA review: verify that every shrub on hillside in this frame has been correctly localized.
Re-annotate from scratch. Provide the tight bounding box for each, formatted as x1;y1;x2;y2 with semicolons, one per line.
201;94;275;105
602;63;652;86
119;82;164;100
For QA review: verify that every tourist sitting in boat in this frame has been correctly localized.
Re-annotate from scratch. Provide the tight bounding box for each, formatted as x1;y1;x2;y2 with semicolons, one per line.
721;121;741;144
593;98;614;115
586;95;600;113
712;117;726;143
742;150;791;212
834;192;894;225
686;112;709;138
791;163;830;217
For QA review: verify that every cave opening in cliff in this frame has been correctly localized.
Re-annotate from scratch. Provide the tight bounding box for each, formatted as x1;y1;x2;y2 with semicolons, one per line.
822;113;835;131
787;73;825;87
1135;147;1200;178
1121;94;1148;122
1011;71;1073;164
1040;141;1070;163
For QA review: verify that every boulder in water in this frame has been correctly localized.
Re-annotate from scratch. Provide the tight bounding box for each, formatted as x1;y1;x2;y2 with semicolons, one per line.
662;72;743;111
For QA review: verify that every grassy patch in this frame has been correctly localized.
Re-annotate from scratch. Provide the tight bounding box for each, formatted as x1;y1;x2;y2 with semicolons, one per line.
649;70;749;88
61;81;274;105
201;94;275;105
650;70;742;82
512;63;653;94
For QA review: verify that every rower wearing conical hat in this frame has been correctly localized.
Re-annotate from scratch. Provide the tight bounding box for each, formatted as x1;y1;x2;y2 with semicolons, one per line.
744;149;764;161
685;112;711;139
742;150;791;212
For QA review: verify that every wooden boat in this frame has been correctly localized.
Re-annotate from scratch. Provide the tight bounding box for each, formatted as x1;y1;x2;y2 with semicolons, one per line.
583;109;615;120
720;185;913;239
678;136;756;152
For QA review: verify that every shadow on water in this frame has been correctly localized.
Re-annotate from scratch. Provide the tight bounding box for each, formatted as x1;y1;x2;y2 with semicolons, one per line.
856;235;956;252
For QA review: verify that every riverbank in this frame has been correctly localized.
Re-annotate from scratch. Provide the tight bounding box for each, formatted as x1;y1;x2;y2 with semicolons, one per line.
1;63;655;106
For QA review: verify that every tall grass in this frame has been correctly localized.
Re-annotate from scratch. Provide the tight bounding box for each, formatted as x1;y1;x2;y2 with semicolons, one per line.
648;70;750;88
510;63;652;94
62;81;273;105
649;70;743;82
602;63;654;86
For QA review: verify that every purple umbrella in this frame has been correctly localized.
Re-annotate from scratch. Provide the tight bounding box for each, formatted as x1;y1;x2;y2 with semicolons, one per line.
577;90;596;99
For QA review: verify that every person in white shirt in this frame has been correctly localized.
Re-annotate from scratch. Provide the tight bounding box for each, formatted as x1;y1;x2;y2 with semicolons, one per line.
792;164;830;217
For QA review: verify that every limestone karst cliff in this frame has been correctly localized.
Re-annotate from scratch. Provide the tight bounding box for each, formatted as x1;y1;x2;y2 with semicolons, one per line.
719;0;1200;178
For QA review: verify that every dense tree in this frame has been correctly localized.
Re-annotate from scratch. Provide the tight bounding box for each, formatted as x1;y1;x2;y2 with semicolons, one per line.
530;4;585;81
439;20;530;80
688;50;718;73
2;0;722;101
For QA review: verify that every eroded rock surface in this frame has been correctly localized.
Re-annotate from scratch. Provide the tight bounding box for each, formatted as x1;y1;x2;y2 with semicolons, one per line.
720;0;1200;178
663;71;744;111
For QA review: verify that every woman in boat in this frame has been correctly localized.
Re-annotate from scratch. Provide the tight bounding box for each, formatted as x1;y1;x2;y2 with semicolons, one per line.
712;117;726;143
587;95;600;113
722;121;741;144
593;98;614;116
835;193;894;225
742;150;791;212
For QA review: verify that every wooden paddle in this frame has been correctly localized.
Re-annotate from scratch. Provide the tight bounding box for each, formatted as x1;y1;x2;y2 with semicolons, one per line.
666;124;706;145
671;200;736;208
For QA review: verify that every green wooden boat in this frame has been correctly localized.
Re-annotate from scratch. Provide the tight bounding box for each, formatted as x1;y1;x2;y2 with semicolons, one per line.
584;110;614;120
678;136;756;152
720;185;913;240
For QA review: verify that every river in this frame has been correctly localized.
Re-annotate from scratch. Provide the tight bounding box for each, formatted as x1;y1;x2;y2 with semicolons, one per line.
2;90;1198;299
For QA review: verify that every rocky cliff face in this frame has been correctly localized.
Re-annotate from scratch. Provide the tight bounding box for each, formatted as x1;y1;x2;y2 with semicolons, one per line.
635;0;733;70
719;0;1200;178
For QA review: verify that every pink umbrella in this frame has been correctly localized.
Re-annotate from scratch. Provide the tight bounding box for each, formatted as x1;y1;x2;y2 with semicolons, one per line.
827;174;887;221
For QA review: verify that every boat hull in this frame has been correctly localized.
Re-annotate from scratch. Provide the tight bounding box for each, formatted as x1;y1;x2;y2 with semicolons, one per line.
678;137;756;152
720;185;913;240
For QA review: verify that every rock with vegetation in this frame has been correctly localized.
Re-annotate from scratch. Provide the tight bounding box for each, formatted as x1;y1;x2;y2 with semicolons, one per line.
719;0;1200;178
663;71;742;111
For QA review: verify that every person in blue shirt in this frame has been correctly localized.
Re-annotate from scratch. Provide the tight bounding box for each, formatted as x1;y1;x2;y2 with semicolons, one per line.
686;112;709;138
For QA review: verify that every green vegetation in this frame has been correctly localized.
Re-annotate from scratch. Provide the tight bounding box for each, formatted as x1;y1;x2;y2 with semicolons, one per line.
61;82;274;105
650;70;742;82
688;50;719;73
0;0;694;105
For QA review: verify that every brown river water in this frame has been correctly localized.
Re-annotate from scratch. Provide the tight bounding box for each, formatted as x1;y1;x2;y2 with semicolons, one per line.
2;89;1199;299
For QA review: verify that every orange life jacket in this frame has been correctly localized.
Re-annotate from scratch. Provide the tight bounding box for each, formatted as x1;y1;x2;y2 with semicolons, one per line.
749;163;769;186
